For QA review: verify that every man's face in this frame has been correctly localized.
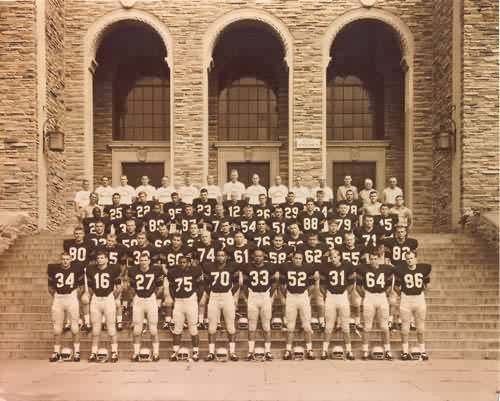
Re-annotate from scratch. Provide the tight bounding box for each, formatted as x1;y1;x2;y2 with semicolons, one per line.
230;192;238;202
345;235;355;248
82;180;89;190
74;229;84;242
207;175;215;185
365;180;373;190
102;177;109;186
328;221;339;233
292;253;303;266
252;174;259;185
92;207;101;218
288;224;299;236
294;176;302;186
137;234;146;246
189;224;199;236
152;204;161;214
120;176;127;186
330;250;341;265
364;216;374;229
346;190;354;201
221;222;230;233
344;176;352;186
230;171;238;182
171;193;179;202
339;204;349;216
184;175;191;186
234;232;245;245
61;254;71;267
215;251;226;264
389;178;397;188
139;192;147;203
319;178;326;187
396;227;407;240
96;254;107;266
139;256;149;269
215;204;224;216
259;195;267;206
257;220;266;232
275;176;282;185
370;192;378;203
185;205;194;216
89;193;98;204
179;257;189;269
172;236;182;248
380;205;389;216
406;253;416;266
307;235;318;247
287;193;295;203
201;231;211;244
106;235;117;247
253;250;264;265
95;222;105;235
369;254;379;267
161;177;168;187
126;220;136;233
316;191;324;202
112;194;121;205
274;207;283;218
244;207;253;218
201;191;208;201
141;176;149;186
306;201;315;212
396;197;404;207
273;236;284;248
158;224;168;236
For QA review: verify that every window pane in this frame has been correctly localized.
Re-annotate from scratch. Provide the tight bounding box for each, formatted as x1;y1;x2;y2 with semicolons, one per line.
249;101;258;113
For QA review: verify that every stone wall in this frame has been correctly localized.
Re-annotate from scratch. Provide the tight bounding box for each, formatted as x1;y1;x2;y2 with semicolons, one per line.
462;0;499;213
93;75;113;183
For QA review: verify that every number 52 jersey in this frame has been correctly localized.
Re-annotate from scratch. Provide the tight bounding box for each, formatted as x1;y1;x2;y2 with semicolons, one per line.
279;263;315;294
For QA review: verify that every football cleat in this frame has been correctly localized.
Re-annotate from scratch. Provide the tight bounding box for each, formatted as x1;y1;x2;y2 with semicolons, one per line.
204;352;215;362
97;348;109;363
229;353;239;362
320;351;328;360
371;346;385;360
110;352;118;363
283;350;292;360
421;352;429;361
271;317;283;330
161;320;171;330
102;323;107;331
310;317;320;331
384;351;393;361
139;347;152;362
238;317;249;330
306;350;315;360
131;354;140;362
169;352;179;362
264;352;273;361
60;347;73;362
49;352;61;362
197;322;205;330
63;322;71;332
116;322;123;332
410;322;417;331
73;352;80;362
80;324;92;334
192;351;199;362
88;353;97;362
246;352;255;361
362;351;369;361
152;354;160;362
346;351;355;360
401;352;412;361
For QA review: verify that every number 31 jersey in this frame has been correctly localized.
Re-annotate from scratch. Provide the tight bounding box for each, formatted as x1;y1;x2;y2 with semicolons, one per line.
167;265;203;299
242;262;277;293
279;263;315;294
128;264;164;298
395;263;431;296
318;262;355;294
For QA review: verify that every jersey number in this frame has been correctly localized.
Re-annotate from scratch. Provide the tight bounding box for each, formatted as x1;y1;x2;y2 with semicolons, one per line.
94;273;110;289
287;271;307;287
366;272;385;288
174;276;193;293
68;247;86;262
211;271;230;287
404;273;423;289
136;273;154;291
55;272;74;288
249;270;269;286
329;270;345;287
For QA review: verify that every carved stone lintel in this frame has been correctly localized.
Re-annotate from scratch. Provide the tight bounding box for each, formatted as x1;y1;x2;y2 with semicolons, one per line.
137;148;147;162
359;0;377;8
120;0;136;9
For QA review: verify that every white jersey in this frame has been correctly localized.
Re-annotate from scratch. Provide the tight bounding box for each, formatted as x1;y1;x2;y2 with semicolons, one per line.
156;186;176;203
178;185;199;205
95;186;114;206
135;185;157;201
245;185;267;205
268;184;288;205
114;185;135;205
336;185;358;201
382;187;403;205
310;186;334;201
223;181;246;200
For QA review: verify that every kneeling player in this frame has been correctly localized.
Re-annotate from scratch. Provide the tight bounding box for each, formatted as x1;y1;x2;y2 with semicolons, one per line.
395;251;431;361
86;252;122;362
319;249;355;360
168;256;204;361
129;254;164;361
356;250;394;360
279;252;316;360
203;250;240;361
242;249;277;361
47;253;85;362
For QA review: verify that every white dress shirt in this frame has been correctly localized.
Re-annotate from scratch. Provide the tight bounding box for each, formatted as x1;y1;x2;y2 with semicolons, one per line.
135;185;157;201
179;185;199;204
222;181;246;200
245;185;267;205
310;186;334;201
74;190;90;209
206;184;222;201
290;185;311;204
115;185;136;205
382;186;403;205
95;185;114;206
156;186;176;204
268;184;289;205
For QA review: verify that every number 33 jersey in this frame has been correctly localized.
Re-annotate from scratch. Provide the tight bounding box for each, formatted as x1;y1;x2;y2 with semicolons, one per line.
128;264;164;298
394;263;431;296
355;264;395;294
86;264;122;297
241;262;277;293
167;265;203;298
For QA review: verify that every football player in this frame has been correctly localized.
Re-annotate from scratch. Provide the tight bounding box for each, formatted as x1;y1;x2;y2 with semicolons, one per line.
203;250;240;361
319;219;344;250
284;221;305;250
143;202;167;234
297;198;325;234
377;204;399;238
193;188;217;220
279;252;316;360
355;215;384;250
344;189;363;222
384;225;418;267
223;191;247;219
129;254;164;362
390;195;413;231
132;191;153;224
356;249;394;360
241;249;277;361
362;190;382;221
253;194;274;220
251;219;273;248
177;204;201;234
213;219;236;248
329;202;358;234
83;207;109;236
235;205;258;238
163;192;186;225
148;222;171;249
47;253;85;362
319;249;355;360
182;222;201;248
103;193;127;230
114;207;142;235
206;203;226;233
314;190;333;221
127;232;159;269
280;192;303;220
87;220;108;248
394;251;431;361
118;219;139;248
168;256;204;361
269;206;290;235
86;252;121;362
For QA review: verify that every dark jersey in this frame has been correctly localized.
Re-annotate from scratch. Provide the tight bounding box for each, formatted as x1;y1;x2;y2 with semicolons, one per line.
279;263;315;294
280;202;303;220
103;204;127;223
82;217;110;236
263;244;293;265
143;211;168;233
254;205;274;220
235;216;258;235
297;211;325;234
163;201;186;222
284;233;306;250
177;213;200;233
193;198;217;219
95;244;128;266
86;264;121;297
128;264;164;298
213;232;236;248
118;232;139;248
161;245;192;269
168;265;203;299
297;243;329;265
376;214;399;237
356;263;394;294
384;237;419;266
207;215;226;233
242;262;276;293
202;262;239;293
223;200;247;218
319;231;344;250
47;263;85;294
192;241;223;264
63;239;93;267
395;263;431;296
127;244;159;267
131;201;153;220
226;243;257;266
251;231;273;248
319;261;356;294
314;201;333;219
328;213;357;234
355;226;384;248
269;217;290;235
338;244;364;266
182;233;201;248
344;200;363;217
87;233;107;248
148;232;171;249
114;217;143;235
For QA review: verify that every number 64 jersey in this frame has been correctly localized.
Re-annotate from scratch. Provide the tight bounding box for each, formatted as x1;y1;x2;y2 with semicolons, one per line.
355;263;395;293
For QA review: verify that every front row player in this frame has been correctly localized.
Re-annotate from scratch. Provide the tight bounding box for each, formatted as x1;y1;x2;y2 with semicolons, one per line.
395;251;431;361
129;254;164;362
48;253;84;362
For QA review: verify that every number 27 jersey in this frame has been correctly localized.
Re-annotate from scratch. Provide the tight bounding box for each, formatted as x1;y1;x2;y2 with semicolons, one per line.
128;265;164;298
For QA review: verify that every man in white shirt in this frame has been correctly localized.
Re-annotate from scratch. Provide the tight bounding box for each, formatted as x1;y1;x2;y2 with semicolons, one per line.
95;176;114;207
135;175;157;201
245;173;267;205
114;175;136;205
390;195;413;231
359;178;375;207
178;173;199;205
268;175;288;205
310;177;333;201
336;175;359;201
223;169;246;200
289;175;310;204
156;176;176;204
382;177;403;207
74;179;91;215
206;175;222;202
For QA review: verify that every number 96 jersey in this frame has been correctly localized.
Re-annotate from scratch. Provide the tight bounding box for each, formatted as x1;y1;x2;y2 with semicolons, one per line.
242;262;277;293
356;264;394;294
167;265;203;299
128;264;164;298
395;263;431;296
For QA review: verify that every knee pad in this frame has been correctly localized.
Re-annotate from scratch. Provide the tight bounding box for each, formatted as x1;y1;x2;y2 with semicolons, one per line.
149;326;158;337
302;323;313;334
70;322;80;334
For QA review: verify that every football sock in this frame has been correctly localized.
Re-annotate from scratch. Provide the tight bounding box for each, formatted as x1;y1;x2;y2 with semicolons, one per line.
91;345;98;354
143;318;147;325
419;343;425;353
102;316;106;324
319;317;325;325
345;344;352;352
153;343;159;355
306;342;312;351
286;344;292;351
264;342;271;353
84;315;90;325
208;343;215;354
229;342;236;353
198;312;204;323
111;343;118;353
193;347;199;353
322;342;329;352
156;299;162;309
74;343;80;353
248;341;255;353
54;345;60;353
362;344;369;352
122;301;128;308
133;344;140;355
173;345;180;353
402;343;409;353
384;344;391;352
116;315;122;323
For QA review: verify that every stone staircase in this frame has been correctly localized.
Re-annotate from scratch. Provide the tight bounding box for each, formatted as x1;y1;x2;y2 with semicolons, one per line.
0;231;498;360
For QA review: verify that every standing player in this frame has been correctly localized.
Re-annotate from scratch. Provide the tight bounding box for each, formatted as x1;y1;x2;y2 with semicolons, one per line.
390;195;413;231
156;176;176;205
223;169;246;201
280;192;303;220
207;204;226;233
182;222;201;247
279;252;316;360
395;251;431;361
143;202;167;234
297;198;325;234
178;173;199;205
118;219;139;248
132;191;153;225
319;249;355;360
356;250;394;360
330;202;358;234
377;204;399;238
223;192;247;219
104;193;127;230
163;192;185;225
314;190;333;222
129;254;164;362
193;188;217;220
86;252;121;362
241;249;277;361
251;219;273;249
235;205;258;238
245;173;267;206
254;194;274;220
176;204;201;234
47;253;85;362
319;219;344;250
203;250;240;361
213;220;236;248
345;189;363;226
87;220;108;248
284;221;305;250
362;190;382;222
384;225;419;267
168;256;204;361
269;206;289;235
355;215;384;250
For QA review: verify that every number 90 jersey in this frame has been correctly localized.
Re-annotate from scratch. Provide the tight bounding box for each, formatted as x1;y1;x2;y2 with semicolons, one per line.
167;265;203;299
395;263;431;296
47;263;85;294
279;263;315;294
202;262;239;294
86;264;122;297
242;262;277;293
356;264;394;294
128;264;164;298
318;262;355;295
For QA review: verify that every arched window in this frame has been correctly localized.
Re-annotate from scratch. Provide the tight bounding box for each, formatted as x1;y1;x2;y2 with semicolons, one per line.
113;58;170;141
327;75;382;141
218;76;278;141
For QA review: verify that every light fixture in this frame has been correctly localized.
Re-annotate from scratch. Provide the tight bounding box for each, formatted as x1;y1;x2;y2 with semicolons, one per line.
43;117;64;152
436;109;458;152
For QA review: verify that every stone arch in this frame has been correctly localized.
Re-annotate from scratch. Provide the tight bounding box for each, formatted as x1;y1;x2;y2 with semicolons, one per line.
83;8;174;184
321;7;415;207
201;8;295;183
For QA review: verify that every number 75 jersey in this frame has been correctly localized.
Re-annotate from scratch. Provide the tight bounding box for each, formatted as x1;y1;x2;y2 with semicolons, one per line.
128;264;164;298
167;265;203;298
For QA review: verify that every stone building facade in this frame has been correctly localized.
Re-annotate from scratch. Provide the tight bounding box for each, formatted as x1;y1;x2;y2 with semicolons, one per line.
0;0;498;232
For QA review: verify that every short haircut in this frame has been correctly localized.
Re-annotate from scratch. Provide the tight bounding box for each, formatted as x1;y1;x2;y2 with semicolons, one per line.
200;188;208;194
95;251;108;258
112;193;120;197
369;190;378;196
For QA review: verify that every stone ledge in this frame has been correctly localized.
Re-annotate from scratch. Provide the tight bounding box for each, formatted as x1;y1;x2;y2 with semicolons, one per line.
477;211;499;253
0;212;36;256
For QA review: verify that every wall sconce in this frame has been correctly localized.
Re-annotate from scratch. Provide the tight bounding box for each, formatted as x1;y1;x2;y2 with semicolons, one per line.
436;115;457;152
43;117;64;152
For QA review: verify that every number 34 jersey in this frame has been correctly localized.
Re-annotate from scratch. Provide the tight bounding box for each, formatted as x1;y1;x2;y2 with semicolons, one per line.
47;263;85;294
86;264;122;297
355;264;395;294
279;263;315;294
394;263;431;296
128;264;164;298
167;265;203;299
241;262;277;293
